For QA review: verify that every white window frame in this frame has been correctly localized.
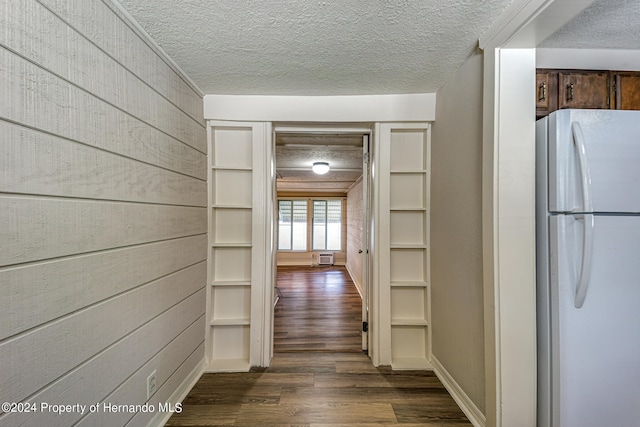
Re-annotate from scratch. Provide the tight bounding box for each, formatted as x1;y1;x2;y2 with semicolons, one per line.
277;197;344;252
311;199;343;251
277;199;308;251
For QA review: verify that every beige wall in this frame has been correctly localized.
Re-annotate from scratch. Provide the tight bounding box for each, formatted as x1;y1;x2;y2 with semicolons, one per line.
431;52;486;413
0;1;206;425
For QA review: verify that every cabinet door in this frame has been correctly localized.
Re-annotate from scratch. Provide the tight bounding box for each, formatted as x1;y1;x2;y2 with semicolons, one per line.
613;72;640;110
536;70;558;118
558;71;610;109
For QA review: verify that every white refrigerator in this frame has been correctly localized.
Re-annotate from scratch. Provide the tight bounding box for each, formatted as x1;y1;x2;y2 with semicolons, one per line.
536;109;640;427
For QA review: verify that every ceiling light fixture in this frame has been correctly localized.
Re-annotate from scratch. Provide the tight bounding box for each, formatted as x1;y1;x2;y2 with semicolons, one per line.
312;161;330;175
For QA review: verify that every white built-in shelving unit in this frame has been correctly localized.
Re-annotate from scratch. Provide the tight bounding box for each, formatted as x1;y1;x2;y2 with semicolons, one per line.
205;122;272;372
383;124;431;370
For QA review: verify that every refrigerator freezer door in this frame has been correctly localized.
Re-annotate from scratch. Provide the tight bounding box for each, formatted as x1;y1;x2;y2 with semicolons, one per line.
550;214;640;427
548;109;640;214
536;117;553;427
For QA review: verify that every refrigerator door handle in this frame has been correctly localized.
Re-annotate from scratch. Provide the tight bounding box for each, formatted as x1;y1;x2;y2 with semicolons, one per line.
574;213;594;308
571;122;593;213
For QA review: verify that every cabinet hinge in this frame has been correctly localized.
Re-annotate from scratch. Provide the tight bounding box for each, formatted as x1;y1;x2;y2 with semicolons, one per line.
362;321;368;332
363;152;370;164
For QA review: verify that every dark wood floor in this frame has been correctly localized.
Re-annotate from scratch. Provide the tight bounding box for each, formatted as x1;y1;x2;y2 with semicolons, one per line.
274;266;363;353
165;266;472;426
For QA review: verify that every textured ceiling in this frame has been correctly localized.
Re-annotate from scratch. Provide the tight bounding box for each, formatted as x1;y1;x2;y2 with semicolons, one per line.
275;132;365;193
540;0;640;49
114;0;639;192
116;0;513;95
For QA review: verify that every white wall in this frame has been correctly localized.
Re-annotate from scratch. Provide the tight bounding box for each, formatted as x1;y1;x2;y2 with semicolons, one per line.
346;179;364;295
431;52;486;416
536;48;640;70
0;1;206;426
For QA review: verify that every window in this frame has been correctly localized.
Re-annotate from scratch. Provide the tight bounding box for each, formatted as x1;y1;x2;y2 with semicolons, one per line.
277;199;343;251
278;200;307;250
312;200;342;251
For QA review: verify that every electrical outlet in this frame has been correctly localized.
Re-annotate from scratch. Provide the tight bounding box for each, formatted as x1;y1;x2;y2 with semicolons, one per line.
147;370;157;399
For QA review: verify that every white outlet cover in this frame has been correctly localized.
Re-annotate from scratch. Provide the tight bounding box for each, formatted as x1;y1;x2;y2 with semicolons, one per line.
147;370;157;398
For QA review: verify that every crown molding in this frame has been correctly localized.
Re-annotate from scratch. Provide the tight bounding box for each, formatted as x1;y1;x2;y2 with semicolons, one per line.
479;0;596;50
105;0;204;97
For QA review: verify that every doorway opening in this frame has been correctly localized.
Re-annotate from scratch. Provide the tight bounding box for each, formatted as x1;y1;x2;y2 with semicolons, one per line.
272;124;372;354
273;265;362;352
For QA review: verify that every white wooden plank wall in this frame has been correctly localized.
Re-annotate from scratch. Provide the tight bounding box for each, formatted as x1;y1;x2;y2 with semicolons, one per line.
0;1;206;426
346;180;364;294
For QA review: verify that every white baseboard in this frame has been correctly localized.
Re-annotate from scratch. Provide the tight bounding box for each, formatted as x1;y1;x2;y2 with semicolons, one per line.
276;261;346;267
431;355;486;427
277;260;314;266
345;264;364;299
148;358;204;427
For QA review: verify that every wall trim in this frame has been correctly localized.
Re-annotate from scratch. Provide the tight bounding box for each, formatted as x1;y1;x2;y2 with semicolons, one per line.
479;0;553;49
431;355;486;427
276;261;347;267
203;94;436;122
478;0;596;50
345;263;364;300
148;357;205;427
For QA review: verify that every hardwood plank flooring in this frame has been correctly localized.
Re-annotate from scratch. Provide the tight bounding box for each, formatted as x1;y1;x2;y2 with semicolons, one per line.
166;352;472;426
274;266;363;353
166;266;472;426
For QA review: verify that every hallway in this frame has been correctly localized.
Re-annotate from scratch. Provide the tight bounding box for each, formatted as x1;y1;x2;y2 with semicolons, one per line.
165;266;472;426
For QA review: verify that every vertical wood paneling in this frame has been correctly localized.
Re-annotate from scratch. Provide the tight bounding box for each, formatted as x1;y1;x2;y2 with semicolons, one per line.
347;180;364;294
0;1;206;425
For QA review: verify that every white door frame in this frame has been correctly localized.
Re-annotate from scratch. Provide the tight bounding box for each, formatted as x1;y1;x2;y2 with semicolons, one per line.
203;96;436;369
272;124;374;356
361;134;371;353
479;0;597;425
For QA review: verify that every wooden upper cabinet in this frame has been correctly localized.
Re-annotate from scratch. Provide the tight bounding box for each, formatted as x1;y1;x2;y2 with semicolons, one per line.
558;71;610;110
536;69;640;118
613;72;640;110
536;70;558;119
536;72;550;109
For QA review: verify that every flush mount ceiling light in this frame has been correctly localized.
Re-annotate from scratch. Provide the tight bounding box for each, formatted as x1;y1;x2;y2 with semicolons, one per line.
312;161;330;175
